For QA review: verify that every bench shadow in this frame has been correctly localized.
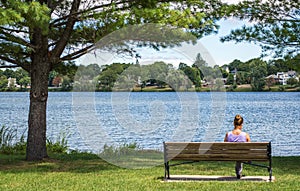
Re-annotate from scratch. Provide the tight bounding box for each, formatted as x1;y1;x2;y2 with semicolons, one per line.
163;175;275;182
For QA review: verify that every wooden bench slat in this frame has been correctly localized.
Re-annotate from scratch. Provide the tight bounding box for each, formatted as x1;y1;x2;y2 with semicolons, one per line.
205;150;267;154
166;149;267;155
165;142;269;146
165;143;269;150
167;153;269;160
168;153;269;158
169;157;269;161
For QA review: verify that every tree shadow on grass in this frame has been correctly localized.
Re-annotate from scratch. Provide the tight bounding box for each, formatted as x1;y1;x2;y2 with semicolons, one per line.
0;152;120;173
0;151;165;174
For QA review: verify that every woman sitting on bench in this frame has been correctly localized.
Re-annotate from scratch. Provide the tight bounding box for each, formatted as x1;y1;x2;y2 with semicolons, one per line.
224;114;251;179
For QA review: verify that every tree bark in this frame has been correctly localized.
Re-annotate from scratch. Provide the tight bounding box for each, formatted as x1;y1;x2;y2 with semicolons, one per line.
26;55;50;161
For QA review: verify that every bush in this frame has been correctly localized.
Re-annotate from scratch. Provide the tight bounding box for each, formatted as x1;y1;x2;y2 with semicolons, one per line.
279;86;285;92
47;139;68;153
0;125;69;154
100;142;139;156
287;78;299;86
0;126;26;154
46;131;69;153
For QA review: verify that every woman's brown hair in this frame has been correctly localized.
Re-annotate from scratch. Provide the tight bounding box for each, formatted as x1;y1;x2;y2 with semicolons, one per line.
234;114;243;127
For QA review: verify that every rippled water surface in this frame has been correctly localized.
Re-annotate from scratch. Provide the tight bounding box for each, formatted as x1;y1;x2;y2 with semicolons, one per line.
0;92;299;156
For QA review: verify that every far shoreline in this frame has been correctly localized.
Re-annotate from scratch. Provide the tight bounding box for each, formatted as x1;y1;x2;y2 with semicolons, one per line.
0;84;299;92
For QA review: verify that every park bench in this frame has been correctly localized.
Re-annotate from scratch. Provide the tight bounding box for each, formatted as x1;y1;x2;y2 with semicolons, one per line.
163;142;272;181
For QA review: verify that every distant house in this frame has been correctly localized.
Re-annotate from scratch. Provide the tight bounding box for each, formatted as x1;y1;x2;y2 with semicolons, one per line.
230;68;237;74
266;71;299;85
7;77;20;88
52;76;63;87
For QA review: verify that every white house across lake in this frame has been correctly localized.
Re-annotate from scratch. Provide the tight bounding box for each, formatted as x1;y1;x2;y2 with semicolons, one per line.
266;71;299;85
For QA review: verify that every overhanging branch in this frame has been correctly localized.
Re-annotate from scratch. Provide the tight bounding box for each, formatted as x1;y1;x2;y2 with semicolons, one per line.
0;65;19;68
0;56;30;71
0;28;34;49
50;0;132;26
60;45;93;61
51;0;81;59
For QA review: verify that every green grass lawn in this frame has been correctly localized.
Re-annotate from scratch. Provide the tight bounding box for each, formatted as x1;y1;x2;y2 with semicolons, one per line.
0;153;299;191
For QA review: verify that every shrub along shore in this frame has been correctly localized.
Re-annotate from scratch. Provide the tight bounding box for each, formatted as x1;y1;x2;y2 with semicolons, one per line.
0;152;299;191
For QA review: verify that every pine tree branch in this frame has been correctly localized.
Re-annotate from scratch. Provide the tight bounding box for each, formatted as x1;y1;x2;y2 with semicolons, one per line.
0;56;30;71
0;30;34;49
60;45;93;61
51;0;81;60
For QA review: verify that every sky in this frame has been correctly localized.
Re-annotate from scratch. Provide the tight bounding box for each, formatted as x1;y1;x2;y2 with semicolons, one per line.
135;0;264;67
202;0;263;66
199;18;262;66
99;19;262;68
81;0;264;68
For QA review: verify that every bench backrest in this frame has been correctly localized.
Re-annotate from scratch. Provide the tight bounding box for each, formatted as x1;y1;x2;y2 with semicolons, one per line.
164;142;271;162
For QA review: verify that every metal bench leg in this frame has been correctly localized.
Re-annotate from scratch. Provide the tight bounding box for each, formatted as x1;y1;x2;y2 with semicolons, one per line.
269;157;272;182
268;142;272;182
164;162;170;179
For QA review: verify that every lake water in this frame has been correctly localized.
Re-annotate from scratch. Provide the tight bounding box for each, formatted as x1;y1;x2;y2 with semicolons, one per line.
0;91;299;157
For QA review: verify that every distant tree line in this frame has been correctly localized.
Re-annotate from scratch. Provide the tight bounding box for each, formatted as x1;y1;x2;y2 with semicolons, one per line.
0;53;299;92
0;61;78;91
76;53;300;92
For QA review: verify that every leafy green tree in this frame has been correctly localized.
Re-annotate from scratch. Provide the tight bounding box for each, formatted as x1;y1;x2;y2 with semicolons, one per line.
222;0;300;57
166;69;188;91
287;78;299;86
97;69;118;91
192;53;208;80
265;54;300;78
0;75;8;90
97;63;131;91
19;76;31;89
113;73;136;91
61;76;72;91
191;67;202;88
112;64;140;91
15;68;29;85
54;61;78;85
48;62;78;90
226;73;234;85
248;59;267;91
236;71;251;84
227;59;243;72
283;54;300;72
80;64;101;79
48;71;58;87
146;61;170;87
219;66;229;78
179;62;201;87
73;64;102;91
266;77;276;90
213;78;225;91
211;65;223;79
0;0;225;160
2;69;14;78
267;59;291;75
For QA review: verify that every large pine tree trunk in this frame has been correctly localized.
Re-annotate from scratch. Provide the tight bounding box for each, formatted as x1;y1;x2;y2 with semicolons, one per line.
26;56;50;161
